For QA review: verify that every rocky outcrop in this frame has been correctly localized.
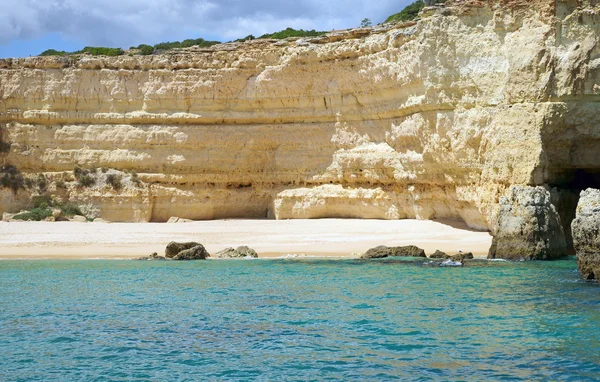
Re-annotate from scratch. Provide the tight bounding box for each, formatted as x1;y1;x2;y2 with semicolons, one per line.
1;1;600;241
215;246;259;258
362;245;426;259
488;187;567;261
429;250;449;259
165;241;209;260
451;252;474;262
172;245;209;260
572;189;600;281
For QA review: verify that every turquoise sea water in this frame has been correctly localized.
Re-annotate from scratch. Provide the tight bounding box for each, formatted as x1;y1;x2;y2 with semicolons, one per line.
0;258;598;381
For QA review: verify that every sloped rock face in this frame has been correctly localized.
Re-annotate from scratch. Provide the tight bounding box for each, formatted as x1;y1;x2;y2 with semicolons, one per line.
488;187;567;261
1;1;600;237
572;189;600;281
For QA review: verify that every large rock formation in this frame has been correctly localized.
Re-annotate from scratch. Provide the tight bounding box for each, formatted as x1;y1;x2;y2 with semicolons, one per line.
488;186;567;261
572;189;600;281
1;0;600;248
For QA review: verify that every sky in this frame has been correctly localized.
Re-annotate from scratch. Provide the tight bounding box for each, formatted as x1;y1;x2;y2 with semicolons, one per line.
0;0;413;58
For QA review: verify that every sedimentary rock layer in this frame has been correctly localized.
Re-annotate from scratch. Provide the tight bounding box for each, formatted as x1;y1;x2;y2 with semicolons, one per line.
1;0;600;234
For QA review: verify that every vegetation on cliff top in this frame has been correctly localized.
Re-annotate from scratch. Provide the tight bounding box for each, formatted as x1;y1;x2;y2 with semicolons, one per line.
40;46;125;57
37;1;446;58
385;0;446;23
259;28;328;40
40;38;219;57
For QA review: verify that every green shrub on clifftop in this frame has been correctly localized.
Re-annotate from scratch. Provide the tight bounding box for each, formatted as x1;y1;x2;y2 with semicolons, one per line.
385;0;446;23
259;28;327;40
154;38;220;51
76;46;125;56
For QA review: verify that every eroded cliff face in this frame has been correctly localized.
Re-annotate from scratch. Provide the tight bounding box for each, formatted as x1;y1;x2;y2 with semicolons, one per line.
1;0;600;230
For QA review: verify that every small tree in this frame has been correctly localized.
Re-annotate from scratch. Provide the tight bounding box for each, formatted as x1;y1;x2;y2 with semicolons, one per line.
361;18;372;28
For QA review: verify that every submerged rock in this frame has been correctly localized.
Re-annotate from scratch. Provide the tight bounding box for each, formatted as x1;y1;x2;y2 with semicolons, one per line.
215;246;259;258
572;189;600;282
488;186;567;261
362;245;426;259
137;252;166;261
429;250;449;259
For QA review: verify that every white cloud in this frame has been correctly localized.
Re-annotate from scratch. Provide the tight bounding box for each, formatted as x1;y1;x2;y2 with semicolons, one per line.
0;0;410;47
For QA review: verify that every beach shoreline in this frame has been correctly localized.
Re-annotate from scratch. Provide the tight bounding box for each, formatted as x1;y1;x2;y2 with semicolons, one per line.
0;219;493;260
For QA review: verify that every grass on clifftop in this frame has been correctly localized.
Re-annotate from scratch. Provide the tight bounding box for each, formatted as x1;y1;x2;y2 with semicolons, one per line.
385;0;446;23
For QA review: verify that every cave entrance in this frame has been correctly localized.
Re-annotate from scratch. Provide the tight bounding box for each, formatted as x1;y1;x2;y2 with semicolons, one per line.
549;168;600;254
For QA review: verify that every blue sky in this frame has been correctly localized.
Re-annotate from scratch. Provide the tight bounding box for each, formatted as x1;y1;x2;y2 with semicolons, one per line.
0;0;412;58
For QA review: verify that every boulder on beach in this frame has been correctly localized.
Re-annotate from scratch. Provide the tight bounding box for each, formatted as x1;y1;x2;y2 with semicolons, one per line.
172;245;209;260
215;246;259;258
361;245;426;259
165;241;204;258
70;215;87;223
429;250;449;259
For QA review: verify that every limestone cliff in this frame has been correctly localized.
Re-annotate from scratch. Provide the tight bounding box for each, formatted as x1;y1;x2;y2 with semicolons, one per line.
1;0;600;235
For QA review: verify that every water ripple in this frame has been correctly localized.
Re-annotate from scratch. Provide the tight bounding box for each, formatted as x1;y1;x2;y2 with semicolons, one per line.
0;258;598;380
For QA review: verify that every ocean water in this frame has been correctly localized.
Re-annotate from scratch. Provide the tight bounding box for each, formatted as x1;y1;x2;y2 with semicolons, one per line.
0;258;598;381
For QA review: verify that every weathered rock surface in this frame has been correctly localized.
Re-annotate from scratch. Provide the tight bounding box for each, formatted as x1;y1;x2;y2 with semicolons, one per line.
172;245;209;260
572;189;600;281
215;246;259;258
429;250;449;259
362;245;426;259
0;0;599;237
488;187;567;261
70;215;88;223
451;252;474;262
165;241;207;259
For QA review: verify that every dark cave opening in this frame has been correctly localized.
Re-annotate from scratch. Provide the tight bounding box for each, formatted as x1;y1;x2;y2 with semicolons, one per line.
549;169;600;255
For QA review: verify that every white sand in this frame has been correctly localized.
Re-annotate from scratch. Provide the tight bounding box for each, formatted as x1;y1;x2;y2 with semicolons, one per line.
0;219;492;259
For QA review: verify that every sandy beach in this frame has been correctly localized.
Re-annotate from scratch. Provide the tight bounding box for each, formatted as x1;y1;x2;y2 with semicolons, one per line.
0;219;492;259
